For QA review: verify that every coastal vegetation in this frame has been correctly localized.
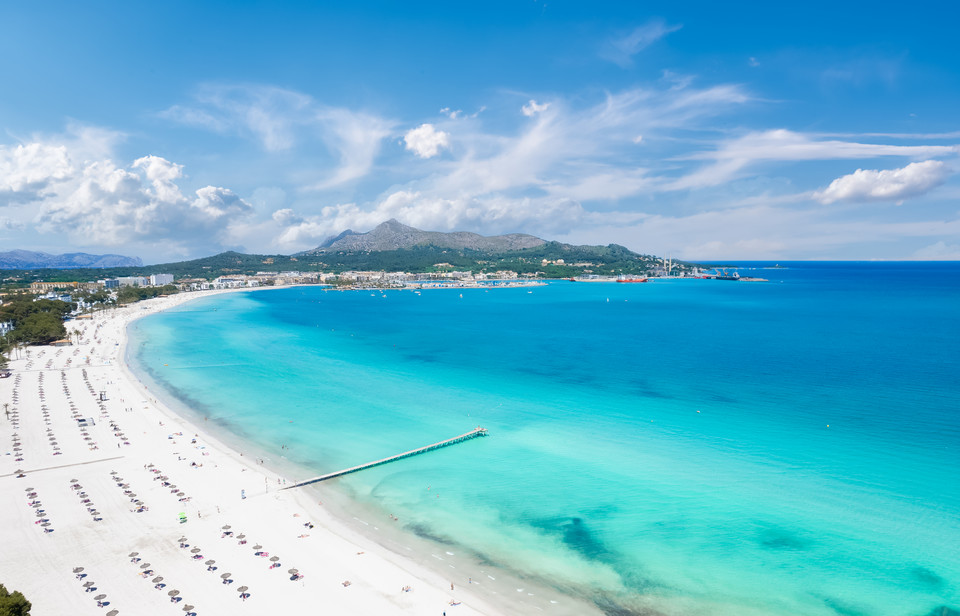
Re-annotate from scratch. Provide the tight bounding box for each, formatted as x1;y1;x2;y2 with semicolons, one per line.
116;284;178;305
0;583;31;616
0;298;71;345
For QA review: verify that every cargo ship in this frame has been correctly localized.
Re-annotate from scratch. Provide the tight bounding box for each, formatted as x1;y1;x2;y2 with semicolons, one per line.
616;274;648;283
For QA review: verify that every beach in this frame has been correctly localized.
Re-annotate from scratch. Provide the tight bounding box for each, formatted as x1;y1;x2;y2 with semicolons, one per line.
0;289;587;616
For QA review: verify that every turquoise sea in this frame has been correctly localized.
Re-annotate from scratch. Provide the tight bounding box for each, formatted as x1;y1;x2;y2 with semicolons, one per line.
128;262;960;616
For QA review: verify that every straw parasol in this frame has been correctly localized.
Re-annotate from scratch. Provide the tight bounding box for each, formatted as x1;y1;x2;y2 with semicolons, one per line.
83;581;94;587
152;576;164;583
252;544;262;550
236;534;246;539
182;605;194;612
167;589;179;597
190;548;201;553
220;573;231;579
140;563;150;569
106;611;119;616
237;585;249;592
94;594;106;600
204;560;215;565
221;525;231;530
73;567;84;573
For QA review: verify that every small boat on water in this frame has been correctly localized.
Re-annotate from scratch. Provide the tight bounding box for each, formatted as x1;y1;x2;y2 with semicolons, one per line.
615;274;648;283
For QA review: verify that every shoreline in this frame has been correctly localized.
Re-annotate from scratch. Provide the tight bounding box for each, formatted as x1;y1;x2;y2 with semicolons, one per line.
1;288;602;616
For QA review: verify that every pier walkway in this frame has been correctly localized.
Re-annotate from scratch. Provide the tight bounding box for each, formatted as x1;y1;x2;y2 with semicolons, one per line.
285;427;488;489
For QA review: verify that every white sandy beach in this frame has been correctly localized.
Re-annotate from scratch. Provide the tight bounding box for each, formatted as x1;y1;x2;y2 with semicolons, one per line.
0;289;593;616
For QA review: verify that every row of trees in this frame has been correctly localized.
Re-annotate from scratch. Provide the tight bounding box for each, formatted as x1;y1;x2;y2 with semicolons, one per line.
116;284;177;304
0;298;72;346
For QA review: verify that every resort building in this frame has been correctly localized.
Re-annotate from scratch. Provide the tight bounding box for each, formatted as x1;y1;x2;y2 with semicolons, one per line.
149;273;174;286
116;276;150;287
30;281;79;293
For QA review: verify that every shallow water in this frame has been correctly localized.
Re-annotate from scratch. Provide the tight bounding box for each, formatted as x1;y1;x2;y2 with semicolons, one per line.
129;262;960;616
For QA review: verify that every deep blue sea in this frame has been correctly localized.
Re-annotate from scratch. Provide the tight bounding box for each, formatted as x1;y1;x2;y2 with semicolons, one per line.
128;262;960;616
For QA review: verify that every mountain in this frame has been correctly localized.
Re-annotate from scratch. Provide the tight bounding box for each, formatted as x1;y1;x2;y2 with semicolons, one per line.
304;219;547;253
0;250;142;269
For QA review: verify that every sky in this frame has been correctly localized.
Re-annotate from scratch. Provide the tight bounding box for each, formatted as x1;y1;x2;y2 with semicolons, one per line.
1;0;959;263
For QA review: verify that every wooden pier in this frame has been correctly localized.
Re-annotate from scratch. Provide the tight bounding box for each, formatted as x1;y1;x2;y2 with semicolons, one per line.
285;427;489;489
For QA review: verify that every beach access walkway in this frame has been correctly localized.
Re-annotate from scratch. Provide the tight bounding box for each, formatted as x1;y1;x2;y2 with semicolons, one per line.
286;427;489;489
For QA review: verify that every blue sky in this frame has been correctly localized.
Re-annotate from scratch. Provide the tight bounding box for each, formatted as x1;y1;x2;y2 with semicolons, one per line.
1;0;958;263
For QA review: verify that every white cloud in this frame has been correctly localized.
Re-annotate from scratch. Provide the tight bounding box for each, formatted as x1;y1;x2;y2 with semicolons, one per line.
814;160;951;204
521;100;550;117
601;19;682;67
403;123;450;159
192;186;252;218
0;134;256;254
0;143;74;204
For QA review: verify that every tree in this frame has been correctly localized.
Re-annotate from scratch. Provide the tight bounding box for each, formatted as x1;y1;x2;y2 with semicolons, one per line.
8;312;66;345
0;583;31;616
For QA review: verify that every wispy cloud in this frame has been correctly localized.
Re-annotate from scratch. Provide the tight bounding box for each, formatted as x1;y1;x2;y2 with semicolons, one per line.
162;84;398;188
600;19;682;68
672;129;959;190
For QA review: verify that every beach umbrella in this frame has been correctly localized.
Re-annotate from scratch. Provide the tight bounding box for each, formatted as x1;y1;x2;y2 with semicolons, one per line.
110;471;118;475
73;567;84;573
220;573;231;579
140;563;150;569
252;544;262;550
236;534;245;539
152;576;163;583
70;478;78;482
107;610;119;616
204;560;215;565
128;552;138;557
167;589;179;597
83;581;94;587
287;568;298;574
178;536;187;542
176;492;184;497
24;487;33;492
41;522;51;527
182;605;194;612
190;548;201;553
269;556;279;562
237;586;249;592
94;594;106;600
221;525;231;530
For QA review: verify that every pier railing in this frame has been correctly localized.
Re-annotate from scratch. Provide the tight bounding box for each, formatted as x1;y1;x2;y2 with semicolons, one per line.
284;427;488;489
